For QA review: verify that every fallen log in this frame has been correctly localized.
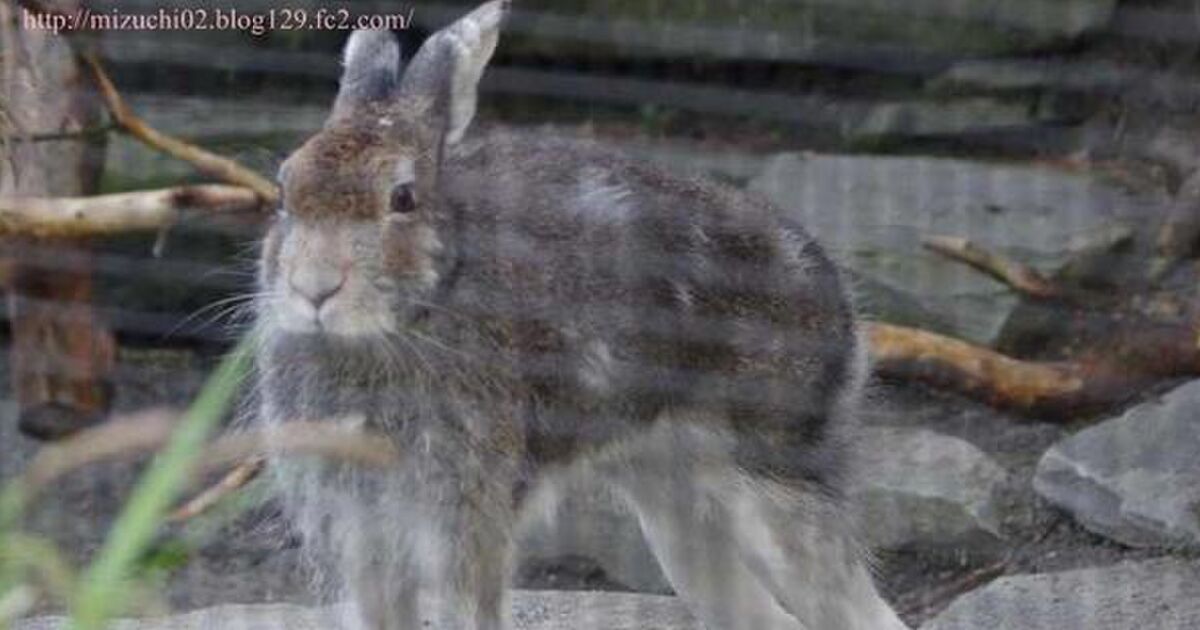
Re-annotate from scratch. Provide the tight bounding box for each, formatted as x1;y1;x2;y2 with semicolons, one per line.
865;321;1195;419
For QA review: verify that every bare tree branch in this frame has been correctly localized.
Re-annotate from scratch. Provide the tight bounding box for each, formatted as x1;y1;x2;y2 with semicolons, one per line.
167;458;265;524
79;53;280;206
0;185;263;237
923;235;1061;300
14;411;400;510
866;322;1088;414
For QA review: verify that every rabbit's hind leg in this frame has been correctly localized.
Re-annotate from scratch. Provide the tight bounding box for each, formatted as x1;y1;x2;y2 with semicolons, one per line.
603;421;807;630
613;471;808;630
722;481;910;630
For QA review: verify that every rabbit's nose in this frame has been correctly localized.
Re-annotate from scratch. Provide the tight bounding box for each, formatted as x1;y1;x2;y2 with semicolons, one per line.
289;265;348;310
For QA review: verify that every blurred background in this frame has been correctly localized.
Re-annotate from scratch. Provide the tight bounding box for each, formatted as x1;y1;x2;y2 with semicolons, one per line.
3;1;1200;628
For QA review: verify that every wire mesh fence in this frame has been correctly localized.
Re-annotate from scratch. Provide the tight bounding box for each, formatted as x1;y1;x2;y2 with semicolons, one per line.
3;0;1200;629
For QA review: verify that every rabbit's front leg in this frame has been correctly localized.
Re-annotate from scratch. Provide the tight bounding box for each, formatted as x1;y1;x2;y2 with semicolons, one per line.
346;487;513;630
345;542;419;630
406;437;519;630
414;486;515;630
434;506;514;630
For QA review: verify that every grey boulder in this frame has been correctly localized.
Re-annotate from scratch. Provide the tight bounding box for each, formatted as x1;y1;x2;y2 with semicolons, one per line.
922;558;1200;629
1034;379;1200;549
523;426;1010;593
749;153;1167;345
853;428;1008;550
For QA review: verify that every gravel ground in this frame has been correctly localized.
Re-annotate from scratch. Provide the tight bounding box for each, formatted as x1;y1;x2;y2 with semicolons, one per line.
0;346;1182;627
862;380;1183;626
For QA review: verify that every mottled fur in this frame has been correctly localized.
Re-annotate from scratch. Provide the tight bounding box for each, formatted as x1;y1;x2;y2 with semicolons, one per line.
254;2;909;629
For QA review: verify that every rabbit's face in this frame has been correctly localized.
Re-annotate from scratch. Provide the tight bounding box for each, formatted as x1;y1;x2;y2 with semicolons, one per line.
260;117;444;339
257;1;509;340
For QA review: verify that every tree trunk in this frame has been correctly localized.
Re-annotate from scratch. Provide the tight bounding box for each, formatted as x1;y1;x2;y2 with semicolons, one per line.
1;0;115;440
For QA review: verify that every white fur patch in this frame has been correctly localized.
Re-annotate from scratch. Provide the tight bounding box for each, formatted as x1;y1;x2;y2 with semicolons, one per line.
439;1;507;145
343;30;400;73
672;281;695;310
413;225;442;290
573;168;635;226
394;158;415;184
579;340;616;392
777;227;817;273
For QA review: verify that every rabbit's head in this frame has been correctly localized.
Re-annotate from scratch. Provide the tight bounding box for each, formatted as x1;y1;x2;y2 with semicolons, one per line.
259;1;508;339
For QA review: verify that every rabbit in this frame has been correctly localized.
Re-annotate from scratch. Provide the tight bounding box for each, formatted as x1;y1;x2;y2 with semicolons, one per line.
254;1;911;629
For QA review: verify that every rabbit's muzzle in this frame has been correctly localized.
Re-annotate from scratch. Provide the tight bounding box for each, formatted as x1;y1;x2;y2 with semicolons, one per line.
263;219;400;339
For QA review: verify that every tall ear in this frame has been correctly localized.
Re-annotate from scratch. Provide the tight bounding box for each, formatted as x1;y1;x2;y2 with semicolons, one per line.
332;29;402;116
398;0;509;145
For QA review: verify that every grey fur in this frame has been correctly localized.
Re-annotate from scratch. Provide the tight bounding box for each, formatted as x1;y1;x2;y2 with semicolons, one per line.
255;2;909;629
334;30;402;116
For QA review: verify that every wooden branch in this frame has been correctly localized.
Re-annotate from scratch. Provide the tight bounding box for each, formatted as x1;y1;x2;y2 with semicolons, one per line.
923;235;1060;300
79;53;280;206
866;322;1087;414
0;185;262;237
18;409;177;494
866;317;1200;418
167;457;265;524
15;411;400;510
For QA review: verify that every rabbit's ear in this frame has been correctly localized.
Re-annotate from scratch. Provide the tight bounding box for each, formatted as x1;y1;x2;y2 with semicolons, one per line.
398;0;509;146
332;30;402;115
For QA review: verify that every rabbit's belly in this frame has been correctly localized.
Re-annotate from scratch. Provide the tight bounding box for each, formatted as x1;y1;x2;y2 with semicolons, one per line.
517;331;854;485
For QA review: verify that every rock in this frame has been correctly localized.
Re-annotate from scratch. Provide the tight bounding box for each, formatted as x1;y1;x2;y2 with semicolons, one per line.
921;558;1200;629
930;58;1118;95
517;487;671;593
528;427;1012;583
851;97;1063;142
854;428;1008;551
1034;379;1200;549
520;427;1010;589
749;153;1168;345
14;591;697;630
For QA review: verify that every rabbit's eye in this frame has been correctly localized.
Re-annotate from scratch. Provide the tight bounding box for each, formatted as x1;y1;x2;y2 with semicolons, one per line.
390;183;417;215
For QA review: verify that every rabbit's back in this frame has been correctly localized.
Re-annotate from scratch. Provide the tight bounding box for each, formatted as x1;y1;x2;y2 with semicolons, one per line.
439;129;859;487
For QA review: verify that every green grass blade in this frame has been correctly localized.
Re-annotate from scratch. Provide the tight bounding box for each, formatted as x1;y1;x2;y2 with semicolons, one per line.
68;338;252;630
